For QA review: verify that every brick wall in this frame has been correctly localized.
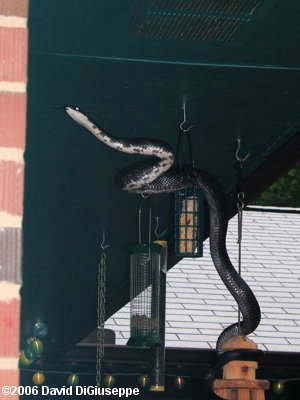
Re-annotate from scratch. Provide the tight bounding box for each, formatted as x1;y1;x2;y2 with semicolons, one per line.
0;0;28;395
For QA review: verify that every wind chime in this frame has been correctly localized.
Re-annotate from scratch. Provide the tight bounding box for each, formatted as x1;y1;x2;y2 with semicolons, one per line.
127;197;167;349
175;104;204;257
96;231;108;387
149;218;168;392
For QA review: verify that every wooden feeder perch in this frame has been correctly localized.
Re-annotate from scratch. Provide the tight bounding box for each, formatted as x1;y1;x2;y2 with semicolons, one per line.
213;336;270;400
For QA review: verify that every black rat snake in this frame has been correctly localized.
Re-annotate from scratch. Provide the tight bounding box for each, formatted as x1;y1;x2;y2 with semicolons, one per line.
65;106;261;354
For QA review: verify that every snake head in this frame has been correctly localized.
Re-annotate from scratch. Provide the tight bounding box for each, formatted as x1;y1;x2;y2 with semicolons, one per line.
65;105;80;115
65;105;89;127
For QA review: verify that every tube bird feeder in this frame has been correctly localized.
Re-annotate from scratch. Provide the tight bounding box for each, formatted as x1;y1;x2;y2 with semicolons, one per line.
127;199;165;348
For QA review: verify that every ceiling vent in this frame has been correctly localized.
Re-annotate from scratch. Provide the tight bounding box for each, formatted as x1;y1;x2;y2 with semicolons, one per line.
130;0;262;43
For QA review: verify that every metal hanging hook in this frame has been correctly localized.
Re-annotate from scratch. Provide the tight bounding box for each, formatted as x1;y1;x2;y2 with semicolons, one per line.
101;228;109;250
179;103;194;133
237;191;245;210
235;137;251;164
154;216;168;239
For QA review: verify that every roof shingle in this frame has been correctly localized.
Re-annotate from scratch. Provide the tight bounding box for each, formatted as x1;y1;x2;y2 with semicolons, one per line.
106;207;300;352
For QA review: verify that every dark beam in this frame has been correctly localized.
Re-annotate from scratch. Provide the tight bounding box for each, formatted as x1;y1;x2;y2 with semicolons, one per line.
26;345;300;400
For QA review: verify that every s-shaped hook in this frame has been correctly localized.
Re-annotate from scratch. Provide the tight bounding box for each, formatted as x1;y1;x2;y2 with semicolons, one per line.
235;137;250;164
179;103;194;133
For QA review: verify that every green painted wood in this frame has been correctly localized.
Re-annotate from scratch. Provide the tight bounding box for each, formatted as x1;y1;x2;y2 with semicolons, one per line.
22;0;300;355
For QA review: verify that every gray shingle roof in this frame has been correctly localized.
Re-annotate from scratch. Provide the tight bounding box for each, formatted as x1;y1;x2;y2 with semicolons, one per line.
106;207;300;352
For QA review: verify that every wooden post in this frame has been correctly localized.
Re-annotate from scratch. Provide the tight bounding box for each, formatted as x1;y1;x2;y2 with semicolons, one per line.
212;336;270;400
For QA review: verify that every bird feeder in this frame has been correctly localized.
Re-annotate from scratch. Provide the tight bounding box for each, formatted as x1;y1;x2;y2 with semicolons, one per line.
175;185;204;257
213;336;270;400
127;199;165;347
174;127;204;257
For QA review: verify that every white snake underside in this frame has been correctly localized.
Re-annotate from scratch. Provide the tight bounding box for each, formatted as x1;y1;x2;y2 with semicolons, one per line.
65;105;261;354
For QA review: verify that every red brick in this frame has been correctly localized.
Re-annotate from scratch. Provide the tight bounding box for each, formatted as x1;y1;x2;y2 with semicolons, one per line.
0;228;22;283
0;298;20;356
0;92;26;148
0;160;24;216
0;27;28;82
0;0;28;17
0;370;19;398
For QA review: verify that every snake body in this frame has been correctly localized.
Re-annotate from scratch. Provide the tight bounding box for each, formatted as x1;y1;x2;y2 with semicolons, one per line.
65;106;261;354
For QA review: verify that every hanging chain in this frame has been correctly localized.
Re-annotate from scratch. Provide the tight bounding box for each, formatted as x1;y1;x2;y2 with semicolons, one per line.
237;192;245;251
237;190;244;334
235;137;248;335
96;249;106;386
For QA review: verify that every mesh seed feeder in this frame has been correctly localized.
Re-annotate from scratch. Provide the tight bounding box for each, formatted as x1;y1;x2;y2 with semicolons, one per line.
174;123;204;258
127;198;165;347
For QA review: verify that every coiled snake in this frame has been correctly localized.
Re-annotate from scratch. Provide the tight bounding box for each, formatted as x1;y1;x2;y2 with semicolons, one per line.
65;106;261;354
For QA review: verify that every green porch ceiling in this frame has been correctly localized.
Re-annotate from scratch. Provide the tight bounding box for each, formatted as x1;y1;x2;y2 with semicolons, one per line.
22;0;300;357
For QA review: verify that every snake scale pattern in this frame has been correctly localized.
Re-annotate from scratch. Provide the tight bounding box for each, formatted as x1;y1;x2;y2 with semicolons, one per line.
65;105;261;354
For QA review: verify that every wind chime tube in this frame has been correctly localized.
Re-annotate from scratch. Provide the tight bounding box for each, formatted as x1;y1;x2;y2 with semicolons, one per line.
175;185;204;257
149;241;167;392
